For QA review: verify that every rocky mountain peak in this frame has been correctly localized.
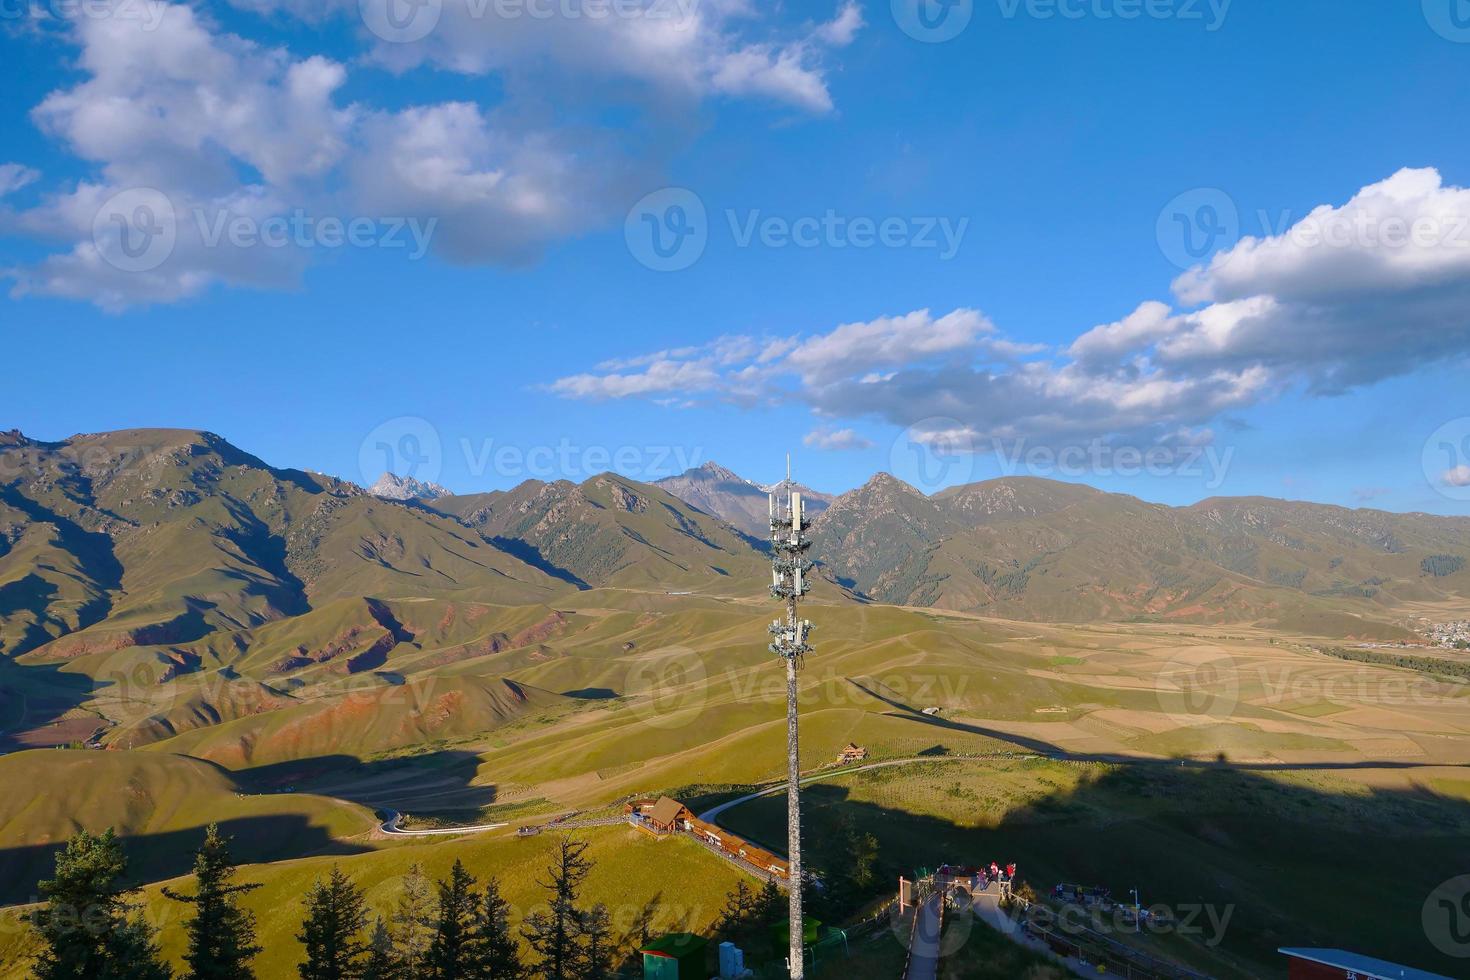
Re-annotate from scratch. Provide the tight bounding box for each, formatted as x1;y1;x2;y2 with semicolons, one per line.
369;472;454;502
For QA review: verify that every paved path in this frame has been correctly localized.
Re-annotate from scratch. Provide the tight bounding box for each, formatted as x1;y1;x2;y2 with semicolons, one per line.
379;810;508;837
905;892;943;980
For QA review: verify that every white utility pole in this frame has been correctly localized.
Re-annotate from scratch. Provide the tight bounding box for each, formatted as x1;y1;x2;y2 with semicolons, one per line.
769;467;814;980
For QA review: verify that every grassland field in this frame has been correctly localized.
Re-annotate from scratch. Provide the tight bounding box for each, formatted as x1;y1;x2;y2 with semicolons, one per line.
2;587;1468;977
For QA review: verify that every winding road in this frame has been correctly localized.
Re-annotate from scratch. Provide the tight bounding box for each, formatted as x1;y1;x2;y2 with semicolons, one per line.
379;809;508;837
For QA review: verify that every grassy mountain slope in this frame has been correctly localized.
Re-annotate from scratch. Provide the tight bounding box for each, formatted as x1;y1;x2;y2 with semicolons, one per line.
0;429;563;662
0;750;372;903
810;475;1470;632
431;473;767;591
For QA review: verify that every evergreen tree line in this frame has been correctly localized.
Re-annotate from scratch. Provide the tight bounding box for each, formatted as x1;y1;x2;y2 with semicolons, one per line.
25;829;624;980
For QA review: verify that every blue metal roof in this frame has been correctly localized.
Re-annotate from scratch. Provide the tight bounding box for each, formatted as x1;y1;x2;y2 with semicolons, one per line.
1278;947;1455;980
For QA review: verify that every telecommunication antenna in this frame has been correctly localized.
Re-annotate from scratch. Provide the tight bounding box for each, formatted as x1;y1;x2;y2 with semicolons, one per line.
768;464;814;979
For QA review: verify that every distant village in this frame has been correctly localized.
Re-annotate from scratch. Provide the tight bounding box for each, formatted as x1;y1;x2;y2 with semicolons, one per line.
1426;620;1470;648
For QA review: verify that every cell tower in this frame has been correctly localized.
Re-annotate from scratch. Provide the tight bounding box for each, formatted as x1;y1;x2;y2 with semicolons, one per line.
768;457;813;980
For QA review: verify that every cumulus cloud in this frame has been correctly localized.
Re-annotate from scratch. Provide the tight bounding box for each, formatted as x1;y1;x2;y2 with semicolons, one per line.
1444;466;1470;488
550;168;1470;453
804;426;874;451
3;0;858;308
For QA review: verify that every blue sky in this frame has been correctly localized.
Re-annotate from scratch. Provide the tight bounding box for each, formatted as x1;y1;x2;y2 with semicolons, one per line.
2;0;1469;513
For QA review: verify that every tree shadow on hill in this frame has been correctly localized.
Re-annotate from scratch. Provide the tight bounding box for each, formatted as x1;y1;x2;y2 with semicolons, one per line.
236;749;499;815
721;760;1470;979
0;661;100;751
0;813;369;906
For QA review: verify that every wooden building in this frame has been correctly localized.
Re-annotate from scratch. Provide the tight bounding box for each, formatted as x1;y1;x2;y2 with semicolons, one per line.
1277;948;1452;980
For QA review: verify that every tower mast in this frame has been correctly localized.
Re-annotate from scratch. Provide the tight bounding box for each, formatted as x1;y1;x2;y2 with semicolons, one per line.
769;470;813;979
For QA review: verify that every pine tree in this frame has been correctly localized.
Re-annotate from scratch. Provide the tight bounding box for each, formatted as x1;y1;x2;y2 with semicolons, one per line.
520;837;593;980
574;904;612;980
472;877;524;980
389;864;433;979
29;828;171;980
163;825;262;980
426;860;479;980
363;919;395;980
297;867;369;980
717;881;755;934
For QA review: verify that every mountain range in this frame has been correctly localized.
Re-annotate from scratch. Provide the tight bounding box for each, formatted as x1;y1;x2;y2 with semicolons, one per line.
3;428;1468;673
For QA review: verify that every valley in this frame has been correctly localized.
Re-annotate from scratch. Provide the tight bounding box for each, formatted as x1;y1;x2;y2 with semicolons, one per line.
2;430;1469;977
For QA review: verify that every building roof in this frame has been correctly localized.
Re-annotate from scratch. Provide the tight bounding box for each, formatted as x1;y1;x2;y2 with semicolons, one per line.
1278;948;1454;980
647;796;685;827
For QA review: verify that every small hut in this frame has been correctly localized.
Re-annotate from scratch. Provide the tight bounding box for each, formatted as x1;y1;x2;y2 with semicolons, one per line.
837;743;868;764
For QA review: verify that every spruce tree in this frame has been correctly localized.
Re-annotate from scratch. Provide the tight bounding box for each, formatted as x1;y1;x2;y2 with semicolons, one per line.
297;867;369;980
29;828;170;980
426;860;479;980
574;904;612;980
520;837;593;980
362;918;395;980
163;825;262;980
472;877;524;980
389;864;433;978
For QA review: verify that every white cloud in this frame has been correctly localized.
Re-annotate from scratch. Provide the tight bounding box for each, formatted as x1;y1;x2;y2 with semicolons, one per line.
0;164;41;197
1444;465;1470;488
549;169;1470;453
804;426;873;451
4;0;858;308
